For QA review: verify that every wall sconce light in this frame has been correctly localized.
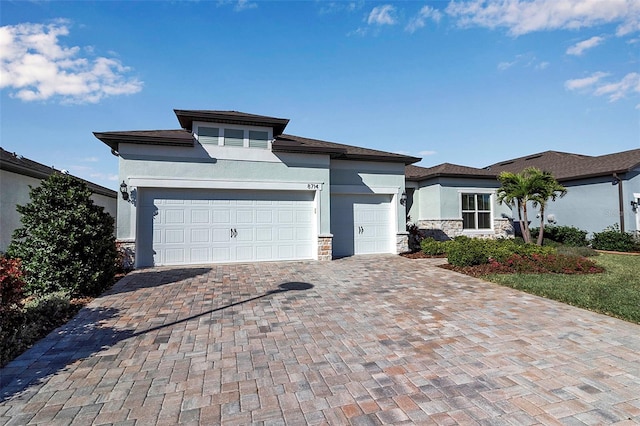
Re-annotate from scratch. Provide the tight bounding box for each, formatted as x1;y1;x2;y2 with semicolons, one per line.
120;180;129;201
632;200;638;211
400;191;407;206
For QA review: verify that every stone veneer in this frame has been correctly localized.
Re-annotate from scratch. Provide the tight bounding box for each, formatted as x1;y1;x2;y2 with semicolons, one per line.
116;240;136;270
318;235;333;261
416;218;513;241
396;232;409;254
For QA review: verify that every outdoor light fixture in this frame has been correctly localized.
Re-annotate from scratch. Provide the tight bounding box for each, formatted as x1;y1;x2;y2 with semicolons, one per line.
632;200;639;211
120;181;129;201
400;191;407;206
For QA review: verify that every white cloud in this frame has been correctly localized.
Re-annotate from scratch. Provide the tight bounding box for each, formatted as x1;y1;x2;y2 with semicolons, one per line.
0;21;142;104
318;1;363;15
81;156;99;162
234;0;257;12
497;53;548;71
367;5;397;26
419;150;437;156
593;72;640;101
565;71;610;90
566;71;639;102
446;0;640;37
405;5;442;33
566;36;605;55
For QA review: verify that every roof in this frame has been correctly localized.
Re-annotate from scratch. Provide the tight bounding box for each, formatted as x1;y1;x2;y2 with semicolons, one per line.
174;110;290;135
485;149;640;181
0;147;117;198
94;130;194;151
94;116;420;165
406;163;497;181
274;134;420;164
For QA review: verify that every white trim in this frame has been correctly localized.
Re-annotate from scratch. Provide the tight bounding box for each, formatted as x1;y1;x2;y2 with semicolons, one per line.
459;191;494;232
128;177;324;192
193;121;273;150
330;185;400;195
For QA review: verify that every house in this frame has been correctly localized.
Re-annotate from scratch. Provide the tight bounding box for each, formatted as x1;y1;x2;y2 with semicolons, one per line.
0;147;118;252
486;149;640;238
406;149;640;241
405;163;513;240
94;110;419;268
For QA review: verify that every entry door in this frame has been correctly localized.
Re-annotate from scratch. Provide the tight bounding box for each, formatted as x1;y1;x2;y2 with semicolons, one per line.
331;194;393;257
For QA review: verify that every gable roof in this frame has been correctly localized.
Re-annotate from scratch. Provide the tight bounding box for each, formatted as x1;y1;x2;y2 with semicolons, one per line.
174;110;290;135
406;163;497;181
0;147;117;198
485;149;640;181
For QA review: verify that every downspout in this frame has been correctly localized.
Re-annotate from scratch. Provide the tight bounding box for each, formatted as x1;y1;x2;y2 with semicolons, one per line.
613;173;625;232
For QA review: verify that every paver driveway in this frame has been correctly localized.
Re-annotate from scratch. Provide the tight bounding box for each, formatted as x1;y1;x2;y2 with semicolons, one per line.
1;255;639;425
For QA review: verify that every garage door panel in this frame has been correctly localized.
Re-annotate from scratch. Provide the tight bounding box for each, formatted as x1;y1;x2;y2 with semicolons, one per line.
144;189;315;266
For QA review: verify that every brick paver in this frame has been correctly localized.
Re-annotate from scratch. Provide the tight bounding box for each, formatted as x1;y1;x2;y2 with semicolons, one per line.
1;255;639;424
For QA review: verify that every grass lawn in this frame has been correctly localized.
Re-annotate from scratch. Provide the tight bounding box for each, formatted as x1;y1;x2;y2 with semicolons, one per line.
483;253;640;324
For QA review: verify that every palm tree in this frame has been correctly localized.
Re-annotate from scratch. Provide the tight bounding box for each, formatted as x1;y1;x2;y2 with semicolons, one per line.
497;170;534;243
531;171;567;246
497;167;566;245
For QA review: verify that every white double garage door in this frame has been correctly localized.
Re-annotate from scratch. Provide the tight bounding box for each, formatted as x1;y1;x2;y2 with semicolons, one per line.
137;189;394;266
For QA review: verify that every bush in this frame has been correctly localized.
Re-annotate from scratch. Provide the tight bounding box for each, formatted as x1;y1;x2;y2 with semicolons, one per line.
531;226;588;247
7;173;116;297
446;236;555;267
556;245;599;258
420;238;449;256
0;257;25;314
485;253;604;274
591;224;637;252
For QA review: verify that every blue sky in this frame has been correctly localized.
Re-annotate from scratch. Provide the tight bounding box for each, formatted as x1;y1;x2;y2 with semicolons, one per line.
1;0;639;190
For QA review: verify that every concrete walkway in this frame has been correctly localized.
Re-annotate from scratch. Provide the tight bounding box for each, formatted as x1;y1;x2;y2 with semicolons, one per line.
1;255;639;425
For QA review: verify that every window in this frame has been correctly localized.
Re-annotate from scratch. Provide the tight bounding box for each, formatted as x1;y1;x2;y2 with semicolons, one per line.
199;127;219;144
462;193;491;230
249;130;269;149
224;129;244;147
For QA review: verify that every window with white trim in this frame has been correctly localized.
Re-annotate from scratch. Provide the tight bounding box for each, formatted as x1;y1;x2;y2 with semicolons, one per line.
249;130;269;149
462;193;491;230
224;129;244;147
198;127;219;144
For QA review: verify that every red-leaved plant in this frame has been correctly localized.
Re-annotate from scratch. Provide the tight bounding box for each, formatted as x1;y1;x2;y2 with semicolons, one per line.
0;257;25;314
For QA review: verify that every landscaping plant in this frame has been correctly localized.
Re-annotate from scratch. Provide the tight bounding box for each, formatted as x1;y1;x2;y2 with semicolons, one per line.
7;173;117;297
590;224;638;252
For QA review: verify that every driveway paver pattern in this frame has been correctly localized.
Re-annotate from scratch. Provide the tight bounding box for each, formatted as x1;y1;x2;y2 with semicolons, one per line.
1;255;639;425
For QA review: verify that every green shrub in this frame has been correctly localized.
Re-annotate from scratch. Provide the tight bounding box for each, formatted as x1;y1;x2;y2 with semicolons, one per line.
531;226;588;247
591;224;636;252
486;253;603;274
7;173;116;297
420;238;449;256
446;236;555;267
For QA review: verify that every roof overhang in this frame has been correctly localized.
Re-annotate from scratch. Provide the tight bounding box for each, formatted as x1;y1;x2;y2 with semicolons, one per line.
93;130;195;151
174;110;290;135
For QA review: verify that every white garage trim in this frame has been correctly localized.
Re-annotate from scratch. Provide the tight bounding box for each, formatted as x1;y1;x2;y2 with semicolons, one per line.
136;189;316;267
129;177;323;192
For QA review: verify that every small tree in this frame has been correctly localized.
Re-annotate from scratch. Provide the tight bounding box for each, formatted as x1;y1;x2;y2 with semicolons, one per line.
497;167;566;246
7;173;116;297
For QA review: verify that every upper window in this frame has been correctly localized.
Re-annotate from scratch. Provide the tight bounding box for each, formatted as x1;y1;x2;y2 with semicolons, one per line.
249;130;269;149
224;129;244;147
199;127;219;144
462;193;491;230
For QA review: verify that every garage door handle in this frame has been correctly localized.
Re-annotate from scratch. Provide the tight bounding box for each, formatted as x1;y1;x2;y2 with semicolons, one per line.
231;228;238;238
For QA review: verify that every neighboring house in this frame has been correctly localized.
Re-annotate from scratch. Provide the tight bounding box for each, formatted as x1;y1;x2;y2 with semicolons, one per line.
94;110;419;268
406;149;640;241
405;163;513;240
486;149;640;238
0;147;118;253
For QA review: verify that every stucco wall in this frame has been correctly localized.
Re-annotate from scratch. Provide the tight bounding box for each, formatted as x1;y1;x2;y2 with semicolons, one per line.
117;143;332;242
330;159;407;233
524;170;640;236
0;169;117;252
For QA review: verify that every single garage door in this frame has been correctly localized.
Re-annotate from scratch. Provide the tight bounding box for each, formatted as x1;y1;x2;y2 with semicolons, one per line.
331;193;393;258
138;189;315;266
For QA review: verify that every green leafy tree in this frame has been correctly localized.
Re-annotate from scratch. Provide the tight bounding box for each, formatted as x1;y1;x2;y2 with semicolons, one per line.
7;173;116;297
530;172;567;246
497;167;566;246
